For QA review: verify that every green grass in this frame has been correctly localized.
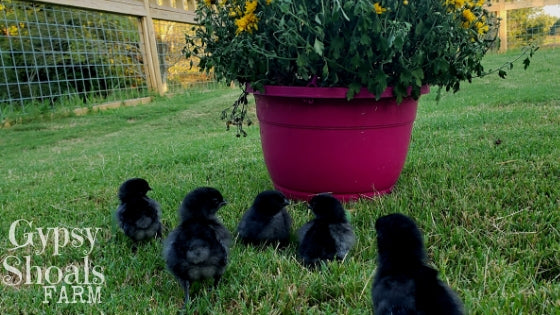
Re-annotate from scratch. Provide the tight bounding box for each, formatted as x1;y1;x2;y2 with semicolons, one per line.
1;48;559;314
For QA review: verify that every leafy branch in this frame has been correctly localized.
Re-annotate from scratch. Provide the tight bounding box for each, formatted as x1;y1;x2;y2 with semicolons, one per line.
221;88;252;137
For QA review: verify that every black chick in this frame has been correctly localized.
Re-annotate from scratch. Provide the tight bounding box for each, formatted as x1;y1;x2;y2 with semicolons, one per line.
371;213;464;315
237;190;292;247
297;193;355;267
163;187;232;306
115;178;162;246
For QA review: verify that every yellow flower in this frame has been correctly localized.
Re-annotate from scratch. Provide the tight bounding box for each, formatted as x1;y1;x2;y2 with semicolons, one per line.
229;7;242;17
475;21;489;34
245;0;258;12
235;0;260;34
462;8;476;23
8;25;18;36
0;4;5;11
445;0;465;9
235;13;259;34
373;2;387;15
266;0;272;4
403;0;408;5
236;15;248;32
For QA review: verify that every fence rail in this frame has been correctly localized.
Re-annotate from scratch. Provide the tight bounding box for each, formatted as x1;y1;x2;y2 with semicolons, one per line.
34;0;196;23
1;0;559;121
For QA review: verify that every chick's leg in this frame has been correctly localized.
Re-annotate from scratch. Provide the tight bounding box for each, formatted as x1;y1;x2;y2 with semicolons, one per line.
180;278;190;307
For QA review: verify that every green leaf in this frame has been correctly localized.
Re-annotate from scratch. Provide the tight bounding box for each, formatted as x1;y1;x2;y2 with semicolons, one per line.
399;70;412;86
314;14;322;25
415;20;424;36
387;34;395;48
411;68;424;86
313;38;324;56
296;54;308;68
322;62;329;78
350;54;361;68
434;58;449;74
453;81;460;92
369;70;387;98
393;83;407;104
360;34;371;46
523;57;530;70
330;36;344;59
498;70;507;79
346;82;362;100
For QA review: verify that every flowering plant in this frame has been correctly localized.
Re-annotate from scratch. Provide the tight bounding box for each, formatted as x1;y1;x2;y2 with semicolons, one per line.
184;0;536;134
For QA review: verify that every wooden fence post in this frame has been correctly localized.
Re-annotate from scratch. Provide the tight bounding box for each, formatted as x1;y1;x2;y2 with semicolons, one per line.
498;10;508;52
140;0;165;95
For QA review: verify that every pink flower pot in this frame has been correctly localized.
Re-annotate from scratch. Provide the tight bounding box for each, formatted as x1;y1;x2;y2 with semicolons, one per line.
252;85;429;202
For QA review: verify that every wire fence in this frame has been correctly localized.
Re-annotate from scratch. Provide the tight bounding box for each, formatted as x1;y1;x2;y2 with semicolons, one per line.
0;0;559;122
505;5;560;50
0;1;149;119
153;19;213;94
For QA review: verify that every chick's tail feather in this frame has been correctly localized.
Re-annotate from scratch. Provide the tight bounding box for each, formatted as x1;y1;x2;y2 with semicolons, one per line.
186;240;211;264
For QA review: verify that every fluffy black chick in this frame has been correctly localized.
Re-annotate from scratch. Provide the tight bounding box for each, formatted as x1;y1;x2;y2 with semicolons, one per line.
163;187;232;306
297;193;355;268
237;190;292;247
115;178;162;245
371;213;464;315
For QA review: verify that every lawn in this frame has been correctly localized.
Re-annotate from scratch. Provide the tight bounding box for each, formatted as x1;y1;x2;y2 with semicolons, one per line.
0;48;559;314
